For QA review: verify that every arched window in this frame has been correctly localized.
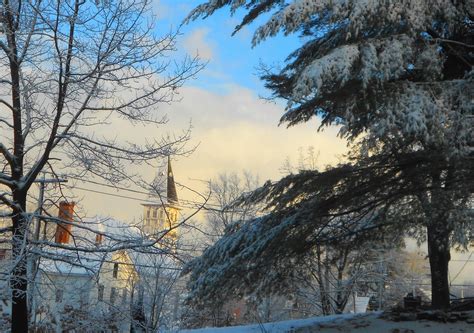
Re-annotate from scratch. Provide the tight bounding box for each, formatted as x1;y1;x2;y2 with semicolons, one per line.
113;263;119;278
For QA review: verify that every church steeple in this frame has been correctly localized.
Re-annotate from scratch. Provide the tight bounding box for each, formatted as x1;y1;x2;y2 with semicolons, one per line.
167;155;178;204
141;156;181;241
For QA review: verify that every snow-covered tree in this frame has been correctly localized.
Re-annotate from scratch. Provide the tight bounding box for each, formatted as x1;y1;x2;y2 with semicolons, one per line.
185;0;473;310
291;239;384;316
181;171;260;327
131;251;184;331
0;0;203;331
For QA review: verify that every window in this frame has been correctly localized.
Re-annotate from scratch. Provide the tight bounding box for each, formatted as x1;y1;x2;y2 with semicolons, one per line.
122;289;127;303
55;289;63;303
110;287;116;305
98;285;104;301
152;208;157;218
169;211;176;223
146;209;150;218
0;249;6;260
112;263;119;278
79;291;87;307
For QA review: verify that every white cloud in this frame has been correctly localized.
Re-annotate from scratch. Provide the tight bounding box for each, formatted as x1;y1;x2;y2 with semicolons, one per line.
74;84;348;225
182;28;215;60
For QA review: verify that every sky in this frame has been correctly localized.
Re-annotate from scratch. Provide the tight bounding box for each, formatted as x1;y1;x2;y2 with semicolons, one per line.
153;0;303;96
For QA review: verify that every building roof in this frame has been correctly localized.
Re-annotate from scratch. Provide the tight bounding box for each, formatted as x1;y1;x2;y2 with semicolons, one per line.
167;155;179;204
142;156;179;207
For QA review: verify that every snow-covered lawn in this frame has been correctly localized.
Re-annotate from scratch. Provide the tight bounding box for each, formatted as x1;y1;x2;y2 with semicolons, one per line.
179;311;474;333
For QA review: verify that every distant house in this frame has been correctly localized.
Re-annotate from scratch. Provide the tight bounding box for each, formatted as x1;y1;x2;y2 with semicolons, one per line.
29;202;184;332
31;203;140;331
34;159;184;331
0;212;10;261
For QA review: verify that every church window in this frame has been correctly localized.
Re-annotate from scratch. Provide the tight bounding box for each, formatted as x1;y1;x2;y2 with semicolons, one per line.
113;263;119;278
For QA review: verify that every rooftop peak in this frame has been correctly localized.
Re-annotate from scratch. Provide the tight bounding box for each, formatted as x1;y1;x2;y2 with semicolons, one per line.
167;155;178;204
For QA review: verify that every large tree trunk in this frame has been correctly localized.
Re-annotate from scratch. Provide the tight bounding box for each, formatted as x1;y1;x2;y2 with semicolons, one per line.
11;192;29;333
427;224;451;309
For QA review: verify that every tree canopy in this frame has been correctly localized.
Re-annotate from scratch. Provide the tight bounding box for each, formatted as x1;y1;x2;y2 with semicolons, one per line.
184;0;473;310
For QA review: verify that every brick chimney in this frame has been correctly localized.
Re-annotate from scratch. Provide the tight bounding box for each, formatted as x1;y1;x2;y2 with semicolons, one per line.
55;201;75;244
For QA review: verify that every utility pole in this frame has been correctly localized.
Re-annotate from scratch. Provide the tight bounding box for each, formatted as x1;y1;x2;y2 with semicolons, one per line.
29;174;67;324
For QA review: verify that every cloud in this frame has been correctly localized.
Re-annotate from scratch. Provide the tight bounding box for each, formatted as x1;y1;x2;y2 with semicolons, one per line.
150;84;349;195
74;83;348;225
182;28;215;61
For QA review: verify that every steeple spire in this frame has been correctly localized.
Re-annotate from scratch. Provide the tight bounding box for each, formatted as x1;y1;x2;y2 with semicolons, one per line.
167;155;178;204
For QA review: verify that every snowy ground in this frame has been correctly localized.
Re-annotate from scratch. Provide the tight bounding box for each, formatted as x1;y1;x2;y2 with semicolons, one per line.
179;312;474;333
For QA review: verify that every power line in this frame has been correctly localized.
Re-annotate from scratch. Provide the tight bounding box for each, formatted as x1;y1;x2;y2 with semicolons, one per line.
74;186;149;203
64;180;250;214
67;176;151;196
72;185;221;212
50;173;231;210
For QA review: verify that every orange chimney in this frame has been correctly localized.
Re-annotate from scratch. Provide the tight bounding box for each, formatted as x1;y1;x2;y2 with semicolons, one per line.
55;201;75;244
95;233;103;245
